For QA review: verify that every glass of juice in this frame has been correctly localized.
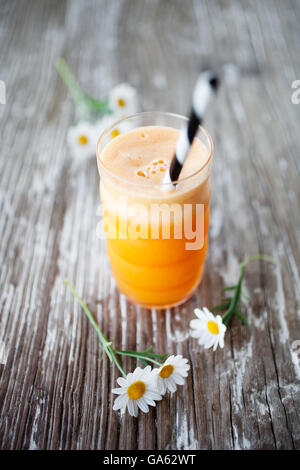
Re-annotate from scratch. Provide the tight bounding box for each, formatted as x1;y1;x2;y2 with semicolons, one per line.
96;112;213;309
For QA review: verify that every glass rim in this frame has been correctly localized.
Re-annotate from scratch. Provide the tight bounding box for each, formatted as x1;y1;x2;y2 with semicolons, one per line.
96;111;213;188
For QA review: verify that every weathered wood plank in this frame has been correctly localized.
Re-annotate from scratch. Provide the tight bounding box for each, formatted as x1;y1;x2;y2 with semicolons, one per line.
0;0;299;450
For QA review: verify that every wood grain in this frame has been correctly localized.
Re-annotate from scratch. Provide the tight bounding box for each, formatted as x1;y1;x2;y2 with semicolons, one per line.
0;0;299;450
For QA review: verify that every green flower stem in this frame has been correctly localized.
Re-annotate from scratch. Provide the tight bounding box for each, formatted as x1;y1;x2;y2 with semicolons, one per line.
56;58;87;106
240;254;276;269
55;57;111;116
114;350;163;367
241;292;250;301
88;96;111;112
64;280;167;374
65;279;126;377
221;254;276;327
108;348;128;378
222;265;245;326
115;348;166;363
211;303;231;312
234;311;248;325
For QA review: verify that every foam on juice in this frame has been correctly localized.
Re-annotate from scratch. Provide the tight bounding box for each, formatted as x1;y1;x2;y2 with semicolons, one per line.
101;126;209;187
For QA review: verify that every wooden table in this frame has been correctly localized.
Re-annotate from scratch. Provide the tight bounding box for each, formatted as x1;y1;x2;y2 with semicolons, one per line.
0;0;299;450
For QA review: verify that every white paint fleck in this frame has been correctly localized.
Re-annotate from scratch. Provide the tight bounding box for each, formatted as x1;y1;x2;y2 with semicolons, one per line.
176;409;199;450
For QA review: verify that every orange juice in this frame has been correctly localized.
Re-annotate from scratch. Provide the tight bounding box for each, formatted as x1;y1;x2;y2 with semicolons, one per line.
96;112;212;308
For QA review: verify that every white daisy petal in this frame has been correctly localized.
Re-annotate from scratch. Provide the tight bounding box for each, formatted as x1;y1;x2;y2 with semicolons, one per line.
112;366;162;418
137;399;149;413
108;83;139;117
112;387;126;395
127;399;136;417
203;307;212;316
156;378;167;395
155;376;163;390
193;308;207;321
177;362;187;369
190;307;227;351
166;377;177;393
147;397;156;406
139;365;152;380
166;355;175;363
117;377;127;387
95;115;116;137
176;369;189;378
172;374;185;385
67;121;98;161
156;355;190;395
204;337;215;349
194;308;203;319
132;367;143;380
113;394;127;410
190;319;203;330
146;389;162;401
190;329;202;339
180;357;189;363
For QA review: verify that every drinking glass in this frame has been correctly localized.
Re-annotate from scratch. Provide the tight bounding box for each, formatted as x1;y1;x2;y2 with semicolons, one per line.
96;112;213;308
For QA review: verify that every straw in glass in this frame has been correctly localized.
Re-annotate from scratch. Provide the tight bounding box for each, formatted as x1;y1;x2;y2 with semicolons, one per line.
164;70;219;184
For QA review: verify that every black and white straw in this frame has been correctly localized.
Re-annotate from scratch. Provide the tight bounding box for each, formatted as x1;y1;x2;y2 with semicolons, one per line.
164;70;219;185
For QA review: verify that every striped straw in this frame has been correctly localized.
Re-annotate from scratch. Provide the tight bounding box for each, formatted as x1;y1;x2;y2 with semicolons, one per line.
164;70;219;185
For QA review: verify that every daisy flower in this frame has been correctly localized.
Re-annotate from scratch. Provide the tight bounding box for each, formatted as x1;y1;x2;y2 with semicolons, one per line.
95;114;117;138
155;355;190;395
108;83;139;117
67;121;98;160
190;307;226;351
108;120;133;139
112;366;162;417
95;115;134;142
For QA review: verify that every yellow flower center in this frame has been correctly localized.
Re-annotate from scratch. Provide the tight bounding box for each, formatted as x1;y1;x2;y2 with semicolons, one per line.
117;98;126;107
78;135;88;145
127;380;146;400
207;320;219;335
159;364;174;379
111;129;120;139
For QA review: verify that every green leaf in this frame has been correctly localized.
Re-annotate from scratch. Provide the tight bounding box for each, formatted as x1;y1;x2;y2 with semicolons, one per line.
211;303;231;312
241;291;250;302
234;310;248;325
139;358;148;366
114;350;164;366
222;311;234;326
87;96;111;112
55;57;111;119
240;254;277;269
116;349;166;360
220;253;275;328
221;296;233;302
